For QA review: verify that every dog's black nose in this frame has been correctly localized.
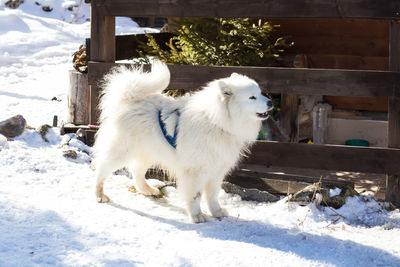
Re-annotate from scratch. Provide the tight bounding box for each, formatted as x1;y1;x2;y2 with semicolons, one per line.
267;100;273;108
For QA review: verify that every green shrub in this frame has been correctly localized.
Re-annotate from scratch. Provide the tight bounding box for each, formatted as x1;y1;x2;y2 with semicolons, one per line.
139;18;292;67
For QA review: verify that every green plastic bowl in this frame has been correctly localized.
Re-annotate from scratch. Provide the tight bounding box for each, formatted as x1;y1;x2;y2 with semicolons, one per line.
345;139;369;147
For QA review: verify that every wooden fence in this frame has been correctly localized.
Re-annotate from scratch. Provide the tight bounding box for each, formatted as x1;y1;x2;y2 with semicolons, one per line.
88;0;400;205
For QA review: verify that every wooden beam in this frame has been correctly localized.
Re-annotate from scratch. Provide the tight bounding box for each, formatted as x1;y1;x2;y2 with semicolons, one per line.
324;96;388;112
390;21;400;72
87;62;400;97
227;173;310;195
89;4;115;124
90;8;115;62
245;141;400;175
227;167;354;195
387;20;400;206
86;33;175;62
95;0;400;20
280;55;308;143
280;94;299;142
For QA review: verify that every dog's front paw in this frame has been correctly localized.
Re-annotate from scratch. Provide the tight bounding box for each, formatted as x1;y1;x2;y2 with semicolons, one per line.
97;194;110;203
211;208;228;219
190;212;207;223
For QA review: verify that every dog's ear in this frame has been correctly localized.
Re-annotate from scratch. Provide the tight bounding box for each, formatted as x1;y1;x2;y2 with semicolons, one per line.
230;72;241;78
218;80;232;100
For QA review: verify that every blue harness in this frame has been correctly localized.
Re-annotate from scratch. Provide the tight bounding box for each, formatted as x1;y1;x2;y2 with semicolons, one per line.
158;109;179;149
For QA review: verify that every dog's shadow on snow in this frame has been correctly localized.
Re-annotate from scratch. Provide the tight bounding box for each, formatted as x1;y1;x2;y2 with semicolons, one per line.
108;201;400;266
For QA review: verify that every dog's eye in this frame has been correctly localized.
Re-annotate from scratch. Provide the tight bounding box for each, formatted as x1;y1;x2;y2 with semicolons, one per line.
249;96;257;100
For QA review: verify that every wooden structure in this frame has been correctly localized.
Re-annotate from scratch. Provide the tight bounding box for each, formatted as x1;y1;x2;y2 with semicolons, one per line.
87;0;400;206
271;19;391;113
68;70;90;125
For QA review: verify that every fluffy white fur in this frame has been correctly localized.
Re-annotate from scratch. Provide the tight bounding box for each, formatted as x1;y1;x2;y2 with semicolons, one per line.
93;60;273;223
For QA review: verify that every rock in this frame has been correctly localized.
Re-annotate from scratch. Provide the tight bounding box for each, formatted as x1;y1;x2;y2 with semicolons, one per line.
290;183;358;209
42;6;53;12
0;115;27;138
325;185;359;208
62;149;78;159
36;124;52;142
75;128;87;143
222;181;280;202
5;0;24;9
290;184;323;206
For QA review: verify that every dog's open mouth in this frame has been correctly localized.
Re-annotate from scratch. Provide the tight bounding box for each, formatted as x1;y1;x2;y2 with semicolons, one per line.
256;112;269;119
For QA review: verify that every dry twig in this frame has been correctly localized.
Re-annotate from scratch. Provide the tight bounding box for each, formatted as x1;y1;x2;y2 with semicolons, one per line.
298;176;322;227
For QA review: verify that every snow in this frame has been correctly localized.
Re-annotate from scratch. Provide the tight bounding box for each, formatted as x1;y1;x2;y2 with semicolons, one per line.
329;187;341;197
1;1;400;266
0;134;8;150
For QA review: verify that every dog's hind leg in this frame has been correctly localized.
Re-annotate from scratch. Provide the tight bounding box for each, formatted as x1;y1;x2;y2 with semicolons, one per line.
95;153;126;203
129;161;160;196
95;163;114;203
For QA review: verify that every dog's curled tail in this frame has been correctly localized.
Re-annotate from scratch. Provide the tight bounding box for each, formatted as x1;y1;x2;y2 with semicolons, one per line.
98;60;170;122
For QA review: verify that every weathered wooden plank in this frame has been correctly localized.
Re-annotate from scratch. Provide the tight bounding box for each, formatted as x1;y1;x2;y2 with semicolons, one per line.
89;7;115;124
270;19;390;39
94;0;400;20
89;86;100;125
245;141;400;175
103;16;116;63
280;94;299;142
390;20;400;72
270;19;390;59
280;55;307;143
86;33;175;62
388;96;400;145
68;71;90;125
227;168;354;195
284;36;389;57
324;96;388;112
227;173;309;195
386;20;400;206
237;165;355;188
87;62;400;97
90;10;115;62
301;54;389;71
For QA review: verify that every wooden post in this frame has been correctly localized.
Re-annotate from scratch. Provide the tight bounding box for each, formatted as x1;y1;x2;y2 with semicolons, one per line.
68;70;90;125
386;20;400;206
280;94;299;142
280;55;309;143
89;3;115;124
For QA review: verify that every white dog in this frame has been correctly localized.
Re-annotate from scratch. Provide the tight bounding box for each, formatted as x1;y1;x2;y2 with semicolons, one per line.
93;60;273;223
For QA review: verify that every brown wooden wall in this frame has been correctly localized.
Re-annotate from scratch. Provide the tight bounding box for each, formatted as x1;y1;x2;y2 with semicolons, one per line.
270;19;389;111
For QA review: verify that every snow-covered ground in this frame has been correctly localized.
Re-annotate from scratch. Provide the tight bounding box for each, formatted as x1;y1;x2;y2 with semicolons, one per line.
1;1;400;266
